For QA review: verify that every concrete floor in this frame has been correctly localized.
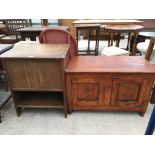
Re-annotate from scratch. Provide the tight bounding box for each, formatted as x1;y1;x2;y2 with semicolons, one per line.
0;95;154;135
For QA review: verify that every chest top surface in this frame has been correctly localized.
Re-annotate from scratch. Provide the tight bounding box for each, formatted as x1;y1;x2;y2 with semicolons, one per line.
0;42;69;59
66;56;155;74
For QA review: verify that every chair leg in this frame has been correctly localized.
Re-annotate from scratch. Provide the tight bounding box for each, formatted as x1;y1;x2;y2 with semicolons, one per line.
145;106;155;135
126;33;131;50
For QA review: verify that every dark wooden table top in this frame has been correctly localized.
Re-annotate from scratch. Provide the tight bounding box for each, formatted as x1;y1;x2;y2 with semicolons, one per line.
73;20;144;25
15;26;69;32
0;42;69;59
0;44;14;55
66;56;155;74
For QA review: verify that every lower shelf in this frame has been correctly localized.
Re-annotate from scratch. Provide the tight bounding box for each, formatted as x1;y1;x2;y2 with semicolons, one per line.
13;91;64;109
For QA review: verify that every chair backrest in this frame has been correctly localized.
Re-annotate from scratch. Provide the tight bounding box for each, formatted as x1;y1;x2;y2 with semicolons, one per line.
39;29;78;58
145;38;155;61
145;38;155;105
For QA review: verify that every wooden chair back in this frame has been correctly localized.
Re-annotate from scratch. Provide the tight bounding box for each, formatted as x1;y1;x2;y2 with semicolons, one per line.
145;39;155;104
145;38;155;61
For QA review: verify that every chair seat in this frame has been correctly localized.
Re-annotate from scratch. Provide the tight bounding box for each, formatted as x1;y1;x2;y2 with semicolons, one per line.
137;39;155;53
78;40;106;52
100;46;130;56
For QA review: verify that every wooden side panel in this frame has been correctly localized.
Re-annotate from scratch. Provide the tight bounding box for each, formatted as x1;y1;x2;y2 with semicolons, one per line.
5;59;62;90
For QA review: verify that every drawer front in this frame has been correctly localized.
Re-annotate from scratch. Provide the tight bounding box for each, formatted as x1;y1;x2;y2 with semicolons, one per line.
5;59;63;90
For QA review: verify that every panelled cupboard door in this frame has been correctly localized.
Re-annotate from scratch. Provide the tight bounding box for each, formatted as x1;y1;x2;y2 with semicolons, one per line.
111;78;150;108
71;78;112;108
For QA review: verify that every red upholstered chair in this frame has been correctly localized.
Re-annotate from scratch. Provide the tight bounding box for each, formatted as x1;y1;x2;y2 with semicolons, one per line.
39;29;78;58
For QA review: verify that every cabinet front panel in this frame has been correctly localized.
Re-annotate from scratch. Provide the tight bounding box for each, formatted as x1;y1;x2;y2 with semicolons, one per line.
71;77;111;108
5;60;63;90
116;83;140;101
77;83;98;101
111;78;146;107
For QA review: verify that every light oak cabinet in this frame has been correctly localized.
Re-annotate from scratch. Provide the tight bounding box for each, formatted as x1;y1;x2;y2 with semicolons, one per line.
0;42;70;117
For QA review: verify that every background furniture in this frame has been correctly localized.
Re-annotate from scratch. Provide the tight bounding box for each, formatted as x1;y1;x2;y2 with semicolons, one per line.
145;38;155;61
100;46;130;56
16;26;69;41
59;19;77;37
39;28;77;58
73;19;144;25
104;25;144;55
0;44;13;123
0;19;29;44
136;32;155;63
0;42;70;118
0;44;14;90
75;24;101;55
66;56;155;116
137;32;155;46
137;39;155;64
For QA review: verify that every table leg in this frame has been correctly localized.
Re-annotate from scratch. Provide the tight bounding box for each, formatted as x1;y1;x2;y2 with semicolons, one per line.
76;28;79;52
95;29;99;55
88;29;90;55
131;32;138;56
108;32;110;47
21;34;26;41
30;36;36;41
110;33;114;46
126;33;131;50
116;33;120;47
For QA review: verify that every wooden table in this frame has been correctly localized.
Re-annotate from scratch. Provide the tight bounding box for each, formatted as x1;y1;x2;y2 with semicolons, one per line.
75;24;101;55
15;26;70;41
66;56;155;116
104;25;144;55
0;44;13;123
72;19;144;25
0;42;70;118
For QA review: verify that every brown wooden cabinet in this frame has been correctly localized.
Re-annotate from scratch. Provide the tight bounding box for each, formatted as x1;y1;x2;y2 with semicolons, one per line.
0;42;70;117
66;56;155;116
